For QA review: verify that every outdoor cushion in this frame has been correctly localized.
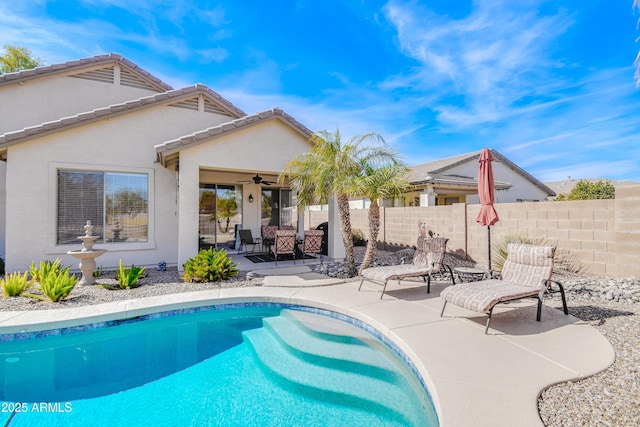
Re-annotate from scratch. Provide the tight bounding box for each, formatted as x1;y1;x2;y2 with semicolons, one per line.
440;279;542;314
440;243;568;334
359;235;453;299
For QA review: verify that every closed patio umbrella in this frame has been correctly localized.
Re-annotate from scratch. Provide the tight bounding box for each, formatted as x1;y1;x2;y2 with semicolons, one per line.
476;148;499;272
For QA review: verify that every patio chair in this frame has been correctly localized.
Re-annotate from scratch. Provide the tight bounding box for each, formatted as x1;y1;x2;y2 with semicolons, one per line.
239;229;260;254
273;229;297;266
359;236;454;299
299;229;324;263
440;243;569;334
261;225;278;253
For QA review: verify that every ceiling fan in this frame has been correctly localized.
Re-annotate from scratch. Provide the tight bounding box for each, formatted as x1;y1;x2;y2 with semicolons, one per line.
238;174;276;185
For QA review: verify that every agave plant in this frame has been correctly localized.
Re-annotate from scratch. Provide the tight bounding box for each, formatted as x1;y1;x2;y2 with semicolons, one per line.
1;271;31;297
115;260;146;290
38;269;78;302
29;259;69;284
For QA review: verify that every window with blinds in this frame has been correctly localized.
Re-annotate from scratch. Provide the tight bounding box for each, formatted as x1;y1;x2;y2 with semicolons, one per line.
57;170;148;245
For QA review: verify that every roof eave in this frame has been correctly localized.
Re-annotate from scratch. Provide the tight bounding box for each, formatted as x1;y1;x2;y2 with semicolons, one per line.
0;53;173;92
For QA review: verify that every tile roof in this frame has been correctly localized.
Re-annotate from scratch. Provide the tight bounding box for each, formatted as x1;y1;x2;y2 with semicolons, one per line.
0;84;246;148
0;53;173;92
154;107;313;165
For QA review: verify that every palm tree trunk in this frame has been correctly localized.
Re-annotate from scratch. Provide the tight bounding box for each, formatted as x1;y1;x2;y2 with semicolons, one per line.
337;193;356;276
359;199;380;273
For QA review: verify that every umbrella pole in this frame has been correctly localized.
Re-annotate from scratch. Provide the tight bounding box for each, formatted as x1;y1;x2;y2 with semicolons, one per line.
487;225;492;273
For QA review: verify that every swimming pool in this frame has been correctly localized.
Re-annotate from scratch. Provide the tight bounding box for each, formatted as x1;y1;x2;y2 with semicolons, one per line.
0;304;438;426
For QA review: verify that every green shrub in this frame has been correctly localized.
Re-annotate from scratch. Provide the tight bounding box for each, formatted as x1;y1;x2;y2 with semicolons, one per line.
38;269;78;302
116;260;146;290
555;179;615;201
183;248;239;283
29;259;69;284
492;231;586;275
1;271;30;297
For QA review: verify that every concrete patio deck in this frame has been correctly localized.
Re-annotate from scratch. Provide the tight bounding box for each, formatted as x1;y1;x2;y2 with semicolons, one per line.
0;264;614;427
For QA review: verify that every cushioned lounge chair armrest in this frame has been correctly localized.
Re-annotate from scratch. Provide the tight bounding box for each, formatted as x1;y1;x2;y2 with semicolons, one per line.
539;279;564;297
439;262;454;275
546;279;564;291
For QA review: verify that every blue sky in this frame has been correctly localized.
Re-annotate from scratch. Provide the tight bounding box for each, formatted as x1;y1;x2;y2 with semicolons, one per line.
2;0;639;182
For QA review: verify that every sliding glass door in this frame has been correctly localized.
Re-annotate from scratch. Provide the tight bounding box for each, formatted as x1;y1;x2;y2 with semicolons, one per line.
261;188;295;228
199;184;242;250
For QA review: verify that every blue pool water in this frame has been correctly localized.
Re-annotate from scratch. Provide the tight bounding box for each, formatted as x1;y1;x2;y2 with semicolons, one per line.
0;304;438;426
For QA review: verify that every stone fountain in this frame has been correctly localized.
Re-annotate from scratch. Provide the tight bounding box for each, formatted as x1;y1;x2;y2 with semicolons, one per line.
67;220;106;286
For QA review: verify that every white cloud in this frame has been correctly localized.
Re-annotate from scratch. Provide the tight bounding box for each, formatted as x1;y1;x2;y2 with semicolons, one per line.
382;0;574;126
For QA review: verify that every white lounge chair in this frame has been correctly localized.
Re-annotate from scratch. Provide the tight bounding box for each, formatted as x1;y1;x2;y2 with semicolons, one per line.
359;236;454;299
440;243;568;334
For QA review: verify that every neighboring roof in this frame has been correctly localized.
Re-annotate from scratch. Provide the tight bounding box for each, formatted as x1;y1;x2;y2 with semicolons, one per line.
0;53;173;92
0;84;246;151
545;177;640;197
416;172;511;190
408;149;555;196
154;107;313;165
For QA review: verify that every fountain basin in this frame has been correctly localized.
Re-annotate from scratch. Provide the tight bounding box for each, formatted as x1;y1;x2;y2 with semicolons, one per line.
67;249;107;259
68;249;106;286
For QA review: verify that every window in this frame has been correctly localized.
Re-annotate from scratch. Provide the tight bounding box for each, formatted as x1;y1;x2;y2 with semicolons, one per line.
261;188;295;228
57;170;148;245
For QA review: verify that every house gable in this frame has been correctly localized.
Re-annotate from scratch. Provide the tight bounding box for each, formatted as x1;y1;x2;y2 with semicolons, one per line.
0;53;174;135
154;107;313;167
0;53;171;91
0;84;246;159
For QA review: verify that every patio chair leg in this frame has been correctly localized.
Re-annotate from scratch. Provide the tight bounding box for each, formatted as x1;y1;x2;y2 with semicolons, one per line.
358;277;365;291
380;281;389;299
485;307;494;334
537;297;543;321
440;301;447;317
559;284;569;315
426;274;431;294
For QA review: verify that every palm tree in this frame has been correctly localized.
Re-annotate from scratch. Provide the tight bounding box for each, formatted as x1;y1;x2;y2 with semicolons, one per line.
356;164;410;273
282;128;400;276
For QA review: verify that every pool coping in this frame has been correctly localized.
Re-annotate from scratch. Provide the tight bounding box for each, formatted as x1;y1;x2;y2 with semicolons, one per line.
0;281;615;427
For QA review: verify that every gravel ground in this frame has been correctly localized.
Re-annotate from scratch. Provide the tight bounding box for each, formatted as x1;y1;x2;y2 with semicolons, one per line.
538;297;640;426
1;247;638;426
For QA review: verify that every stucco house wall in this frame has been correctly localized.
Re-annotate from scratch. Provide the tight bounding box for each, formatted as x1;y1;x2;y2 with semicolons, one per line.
176;119;313;268
0;63;166;135
5;113;170;271
2;96;255;272
1;55;316;272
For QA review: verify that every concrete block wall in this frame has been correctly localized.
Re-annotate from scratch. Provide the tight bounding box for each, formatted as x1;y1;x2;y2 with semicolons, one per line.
468;199;617;275
302;185;638;278
614;185;640;277
306;210;328;229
